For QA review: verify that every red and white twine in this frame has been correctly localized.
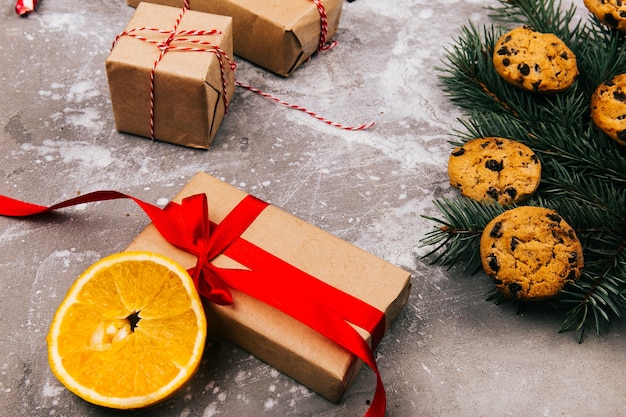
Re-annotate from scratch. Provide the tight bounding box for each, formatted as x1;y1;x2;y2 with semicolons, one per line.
311;0;338;52
111;6;236;140
236;0;374;131
235;82;375;131
110;0;374;137
15;0;37;15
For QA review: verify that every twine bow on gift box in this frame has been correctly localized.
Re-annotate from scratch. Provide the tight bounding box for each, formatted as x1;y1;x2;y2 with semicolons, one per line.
0;190;388;417
110;0;374;133
110;3;236;140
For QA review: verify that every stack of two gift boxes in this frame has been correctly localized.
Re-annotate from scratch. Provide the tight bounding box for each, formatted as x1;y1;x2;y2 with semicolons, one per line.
107;0;411;409
107;0;344;149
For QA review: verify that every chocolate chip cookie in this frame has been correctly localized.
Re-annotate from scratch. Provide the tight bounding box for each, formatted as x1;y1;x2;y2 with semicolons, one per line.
583;0;626;32
480;206;584;300
492;26;578;93
447;137;542;206
590;73;626;146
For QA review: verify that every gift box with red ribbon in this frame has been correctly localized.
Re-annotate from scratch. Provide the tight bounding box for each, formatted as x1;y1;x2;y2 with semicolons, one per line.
125;0;343;77
106;3;236;149
125;172;411;406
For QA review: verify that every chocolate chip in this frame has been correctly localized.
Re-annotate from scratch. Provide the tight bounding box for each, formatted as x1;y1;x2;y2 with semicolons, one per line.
532;80;542;91
613;90;626;102
503;58;511;67
508;282;522;295
547;213;562;223
490;221;503;238
452;148;465;157
531;154;539;163
550;228;565;243
518;63;530;76
485;159;504;171
488;254;500;272
604;13;619;28
494;278;503;285
504;187;517;198
487;187;500;200
510;236;520;251
496;46;511;56
568;251;579;265
560;51;569;60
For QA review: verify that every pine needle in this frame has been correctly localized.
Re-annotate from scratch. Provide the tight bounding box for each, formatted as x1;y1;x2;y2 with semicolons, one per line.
422;0;626;338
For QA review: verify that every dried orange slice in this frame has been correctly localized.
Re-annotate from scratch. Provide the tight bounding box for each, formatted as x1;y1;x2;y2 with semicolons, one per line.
46;251;207;409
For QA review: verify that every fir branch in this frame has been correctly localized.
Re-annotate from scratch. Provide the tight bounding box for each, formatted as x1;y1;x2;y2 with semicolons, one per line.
531;130;626;187
424;0;626;337
437;23;524;116
437;24;501;111
538;163;626;217
575;13;626;93
452;110;533;145
561;261;626;336
438;23;590;127
421;198;504;273
530;192;626;337
487;0;581;41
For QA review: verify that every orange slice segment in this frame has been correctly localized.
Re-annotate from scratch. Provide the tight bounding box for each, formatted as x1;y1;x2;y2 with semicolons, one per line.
46;251;207;409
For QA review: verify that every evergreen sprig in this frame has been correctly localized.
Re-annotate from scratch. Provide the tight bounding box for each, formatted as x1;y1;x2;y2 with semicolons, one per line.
487;0;581;41
424;0;626;340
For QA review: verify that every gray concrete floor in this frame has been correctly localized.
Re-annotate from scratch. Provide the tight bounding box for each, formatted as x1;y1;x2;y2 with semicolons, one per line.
1;0;625;416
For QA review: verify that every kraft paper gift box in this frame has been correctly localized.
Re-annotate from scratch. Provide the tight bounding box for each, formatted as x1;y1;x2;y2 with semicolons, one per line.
125;172;411;403
126;0;343;77
106;3;236;149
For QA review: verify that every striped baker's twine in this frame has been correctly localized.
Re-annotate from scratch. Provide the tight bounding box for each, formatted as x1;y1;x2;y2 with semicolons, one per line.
236;81;375;131
111;0;374;135
235;1;374;131
311;0;338;52
15;0;37;15
111;5;235;140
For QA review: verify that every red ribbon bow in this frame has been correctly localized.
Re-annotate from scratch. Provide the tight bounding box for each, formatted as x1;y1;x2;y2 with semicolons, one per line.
0;189;388;416
159;193;269;306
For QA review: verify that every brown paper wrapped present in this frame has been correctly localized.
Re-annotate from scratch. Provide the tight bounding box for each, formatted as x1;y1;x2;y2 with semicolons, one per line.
126;0;343;76
106;3;236;149
125;172;411;403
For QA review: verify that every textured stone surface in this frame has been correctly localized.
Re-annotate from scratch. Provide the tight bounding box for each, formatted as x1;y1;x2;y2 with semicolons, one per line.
1;1;625;416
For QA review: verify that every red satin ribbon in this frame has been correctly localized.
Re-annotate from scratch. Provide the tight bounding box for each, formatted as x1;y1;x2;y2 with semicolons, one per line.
0;189;387;416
